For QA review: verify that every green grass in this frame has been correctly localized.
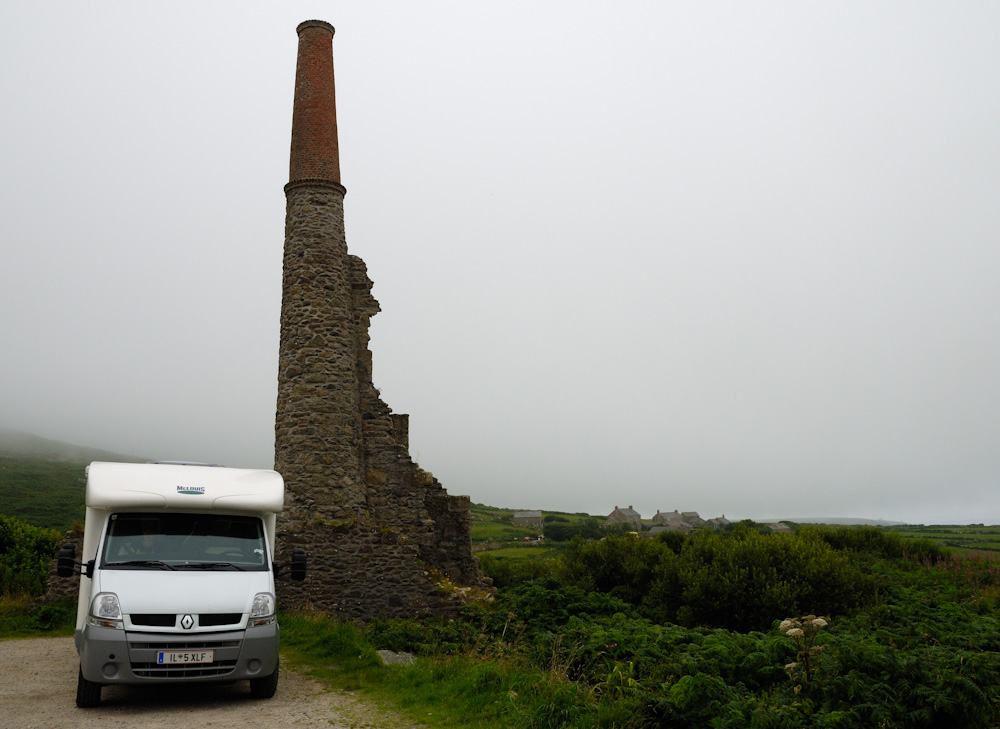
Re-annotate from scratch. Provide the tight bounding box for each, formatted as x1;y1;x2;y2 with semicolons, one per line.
279;611;607;729
886;524;1000;554
0;596;75;638
485;545;562;560
470;519;540;543
0;456;88;531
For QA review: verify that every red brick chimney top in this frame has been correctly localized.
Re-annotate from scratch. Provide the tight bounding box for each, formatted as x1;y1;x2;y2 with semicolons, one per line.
287;20;343;192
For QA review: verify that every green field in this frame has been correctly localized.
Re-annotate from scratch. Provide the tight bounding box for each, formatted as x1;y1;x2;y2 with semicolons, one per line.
885;524;1000;554
481;544;562;560
0;455;88;531
469;504;603;564
469;504;541;544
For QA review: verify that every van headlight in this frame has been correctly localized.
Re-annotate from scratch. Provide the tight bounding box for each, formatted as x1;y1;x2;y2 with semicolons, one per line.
87;592;123;629
248;592;275;627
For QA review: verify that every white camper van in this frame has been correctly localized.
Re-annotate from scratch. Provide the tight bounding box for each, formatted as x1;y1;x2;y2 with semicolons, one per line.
58;461;306;708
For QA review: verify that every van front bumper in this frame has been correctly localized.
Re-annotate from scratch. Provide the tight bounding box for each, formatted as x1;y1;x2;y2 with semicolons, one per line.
76;622;279;685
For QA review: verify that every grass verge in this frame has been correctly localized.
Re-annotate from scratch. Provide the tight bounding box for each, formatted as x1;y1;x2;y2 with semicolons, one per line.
278;611;613;729
0;595;75;638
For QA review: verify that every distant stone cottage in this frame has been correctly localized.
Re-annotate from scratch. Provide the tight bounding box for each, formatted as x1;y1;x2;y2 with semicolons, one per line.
513;510;543;528
652;509;686;526
605;505;642;528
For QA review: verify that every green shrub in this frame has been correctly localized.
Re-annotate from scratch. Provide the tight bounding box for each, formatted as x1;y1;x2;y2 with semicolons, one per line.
652;529;688;554
492;578;638;638
561;534;675;606
0;513;61;597
562;527;875;632
803;524;946;563
368;614;480;656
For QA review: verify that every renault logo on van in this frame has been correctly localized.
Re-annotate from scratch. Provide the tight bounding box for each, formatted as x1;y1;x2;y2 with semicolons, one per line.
181;614;194;630
176;486;206;495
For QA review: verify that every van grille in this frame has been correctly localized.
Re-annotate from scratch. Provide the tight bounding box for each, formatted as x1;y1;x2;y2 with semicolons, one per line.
131;660;238;678
128;613;243;628
130;639;240;650
128;637;242;679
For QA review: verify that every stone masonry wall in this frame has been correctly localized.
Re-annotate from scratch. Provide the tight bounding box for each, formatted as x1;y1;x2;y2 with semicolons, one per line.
274;185;486;619
275;186;365;522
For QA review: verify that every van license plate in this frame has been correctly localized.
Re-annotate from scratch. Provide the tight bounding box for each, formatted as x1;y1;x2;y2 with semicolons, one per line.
157;651;214;664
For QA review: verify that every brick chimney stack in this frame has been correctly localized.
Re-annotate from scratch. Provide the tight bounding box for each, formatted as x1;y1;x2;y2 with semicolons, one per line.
287;20;343;190
274;20;486;618
275;18;365;525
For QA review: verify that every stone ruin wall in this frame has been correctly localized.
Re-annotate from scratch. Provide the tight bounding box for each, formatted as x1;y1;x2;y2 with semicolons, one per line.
272;21;486;619
273;184;485;621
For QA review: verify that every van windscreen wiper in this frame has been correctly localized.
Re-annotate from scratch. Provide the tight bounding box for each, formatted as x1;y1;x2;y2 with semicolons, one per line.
181;562;246;571
110;560;177;571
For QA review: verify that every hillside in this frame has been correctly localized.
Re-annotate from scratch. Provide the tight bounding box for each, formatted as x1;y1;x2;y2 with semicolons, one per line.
0;428;143;531
0;428;142;463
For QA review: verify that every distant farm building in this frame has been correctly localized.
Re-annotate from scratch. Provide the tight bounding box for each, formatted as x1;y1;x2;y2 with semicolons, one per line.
681;511;706;526
605;505;642;528
513;510;543;528
652;509;687;526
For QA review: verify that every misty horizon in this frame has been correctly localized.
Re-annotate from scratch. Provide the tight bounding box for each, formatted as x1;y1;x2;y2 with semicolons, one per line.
2;3;998;526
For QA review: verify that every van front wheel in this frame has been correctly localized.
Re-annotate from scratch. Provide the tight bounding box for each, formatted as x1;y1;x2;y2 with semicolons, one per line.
76;666;102;708
249;659;279;699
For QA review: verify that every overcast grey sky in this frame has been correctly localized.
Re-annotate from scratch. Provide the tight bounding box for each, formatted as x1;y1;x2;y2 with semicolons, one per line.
2;2;998;524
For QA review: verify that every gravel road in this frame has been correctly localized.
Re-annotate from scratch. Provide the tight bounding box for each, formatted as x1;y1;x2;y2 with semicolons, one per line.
0;636;421;729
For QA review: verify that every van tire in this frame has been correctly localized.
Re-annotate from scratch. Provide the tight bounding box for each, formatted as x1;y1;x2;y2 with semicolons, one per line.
76;666;102;708
249;659;279;699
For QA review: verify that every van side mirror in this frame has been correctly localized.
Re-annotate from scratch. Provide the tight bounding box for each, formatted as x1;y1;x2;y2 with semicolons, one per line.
57;543;76;577
274;548;307;580
56;543;93;578
290;548;307;581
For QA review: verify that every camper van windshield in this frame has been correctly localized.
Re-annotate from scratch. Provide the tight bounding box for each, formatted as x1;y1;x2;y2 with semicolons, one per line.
102;513;267;571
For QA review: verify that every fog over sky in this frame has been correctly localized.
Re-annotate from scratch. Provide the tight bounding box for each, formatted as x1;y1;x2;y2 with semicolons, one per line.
2;2;998;525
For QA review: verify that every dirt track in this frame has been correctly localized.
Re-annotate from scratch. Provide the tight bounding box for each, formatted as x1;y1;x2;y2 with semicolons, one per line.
0;636;419;729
